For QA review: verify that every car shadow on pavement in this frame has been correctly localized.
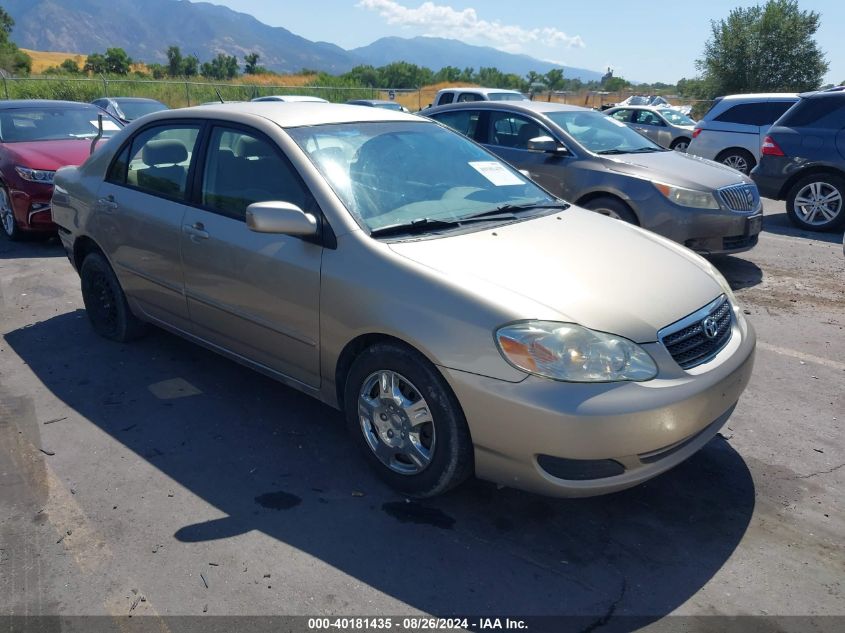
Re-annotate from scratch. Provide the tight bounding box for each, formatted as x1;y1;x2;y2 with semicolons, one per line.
710;255;763;290
5;311;756;630
762;210;844;244
0;237;66;260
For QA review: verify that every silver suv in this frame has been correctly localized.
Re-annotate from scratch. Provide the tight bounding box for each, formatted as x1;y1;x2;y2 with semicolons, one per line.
686;93;798;174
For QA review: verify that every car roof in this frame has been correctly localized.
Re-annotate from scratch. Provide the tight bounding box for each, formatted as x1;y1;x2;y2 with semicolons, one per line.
425;100;587;115
0;99;99;110
436;87;523;95
717;93;799;101
798;88;845;99
109;97;165;103
348;99;395;105
606;105;675;111
149;101;418;127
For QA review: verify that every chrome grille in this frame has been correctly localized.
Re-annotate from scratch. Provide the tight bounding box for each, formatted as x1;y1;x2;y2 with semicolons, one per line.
718;183;760;213
660;296;733;369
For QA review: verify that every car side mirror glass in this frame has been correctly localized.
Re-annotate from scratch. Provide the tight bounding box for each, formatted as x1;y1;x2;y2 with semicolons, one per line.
527;136;568;155
245;201;318;236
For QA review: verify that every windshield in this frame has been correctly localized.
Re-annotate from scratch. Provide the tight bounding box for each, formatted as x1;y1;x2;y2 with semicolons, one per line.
543;110;663;154
117;100;167;121
374;102;403;110
658;109;694;126
287;121;556;233
0;107;122;142
488;92;528;101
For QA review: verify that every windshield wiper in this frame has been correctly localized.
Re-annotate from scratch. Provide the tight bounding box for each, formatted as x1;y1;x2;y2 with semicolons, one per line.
595;148;627;155
464;200;569;219
627;147;665;153
369;217;460;237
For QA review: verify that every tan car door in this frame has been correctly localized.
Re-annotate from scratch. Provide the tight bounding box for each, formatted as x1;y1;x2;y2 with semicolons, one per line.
94;123;202;332
180;124;322;388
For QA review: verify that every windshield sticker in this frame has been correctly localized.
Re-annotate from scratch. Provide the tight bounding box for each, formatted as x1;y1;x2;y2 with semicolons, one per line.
469;161;525;186
90;120;120;131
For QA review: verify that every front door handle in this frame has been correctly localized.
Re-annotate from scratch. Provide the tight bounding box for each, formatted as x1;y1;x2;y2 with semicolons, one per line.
182;222;209;240
97;195;119;212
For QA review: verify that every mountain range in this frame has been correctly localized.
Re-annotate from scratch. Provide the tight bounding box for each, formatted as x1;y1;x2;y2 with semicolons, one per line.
3;0;604;81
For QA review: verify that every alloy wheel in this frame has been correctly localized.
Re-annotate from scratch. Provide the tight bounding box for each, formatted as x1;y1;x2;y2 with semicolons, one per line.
358;370;436;475
673;141;689;152
793;181;843;226
722;154;749;173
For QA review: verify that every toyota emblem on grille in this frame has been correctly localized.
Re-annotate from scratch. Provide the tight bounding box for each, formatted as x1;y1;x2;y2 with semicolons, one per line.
702;315;720;339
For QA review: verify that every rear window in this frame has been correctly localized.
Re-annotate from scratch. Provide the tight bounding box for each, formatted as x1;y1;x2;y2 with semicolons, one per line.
778;97;845;128
714;101;795;126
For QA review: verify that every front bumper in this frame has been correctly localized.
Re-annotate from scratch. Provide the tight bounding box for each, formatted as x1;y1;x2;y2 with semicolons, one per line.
440;318;756;497
10;186;56;233
636;193;762;256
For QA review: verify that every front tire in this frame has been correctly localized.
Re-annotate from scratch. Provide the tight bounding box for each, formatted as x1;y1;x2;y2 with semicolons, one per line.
80;252;147;342
0;186;23;241
343;343;473;497
583;196;638;224
786;174;845;231
716;148;755;174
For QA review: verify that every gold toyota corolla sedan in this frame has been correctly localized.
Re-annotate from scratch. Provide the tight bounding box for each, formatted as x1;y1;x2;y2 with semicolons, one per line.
51;103;755;498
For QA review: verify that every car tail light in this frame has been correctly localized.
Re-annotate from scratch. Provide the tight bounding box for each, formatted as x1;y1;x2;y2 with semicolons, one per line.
692;128;702;139
761;136;785;156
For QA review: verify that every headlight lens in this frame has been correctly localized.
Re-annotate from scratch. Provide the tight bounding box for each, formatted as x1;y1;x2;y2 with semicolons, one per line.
495;322;658;382
654;182;719;209
16;166;55;184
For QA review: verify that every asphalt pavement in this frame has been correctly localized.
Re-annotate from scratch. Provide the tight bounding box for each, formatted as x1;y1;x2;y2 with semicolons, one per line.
0;199;842;631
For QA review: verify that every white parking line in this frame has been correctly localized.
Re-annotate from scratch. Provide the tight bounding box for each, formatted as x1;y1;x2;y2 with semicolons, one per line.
757;340;845;371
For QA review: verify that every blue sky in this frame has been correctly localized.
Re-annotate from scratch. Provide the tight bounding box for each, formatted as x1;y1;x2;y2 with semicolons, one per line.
201;0;843;84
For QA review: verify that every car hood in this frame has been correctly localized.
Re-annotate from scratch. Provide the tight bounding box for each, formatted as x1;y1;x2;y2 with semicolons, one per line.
3;140;96;171
388;208;724;343
601;149;749;190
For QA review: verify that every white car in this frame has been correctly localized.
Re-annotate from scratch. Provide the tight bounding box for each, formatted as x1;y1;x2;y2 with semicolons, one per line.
430;87;528;108
686;93;798;174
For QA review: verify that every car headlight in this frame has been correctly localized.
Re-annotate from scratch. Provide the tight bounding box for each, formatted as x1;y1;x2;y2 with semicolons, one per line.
16;166;55;184
654;182;719;209
495;322;658;382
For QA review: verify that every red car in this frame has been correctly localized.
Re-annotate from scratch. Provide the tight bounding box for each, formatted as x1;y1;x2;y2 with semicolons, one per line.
0;100;122;240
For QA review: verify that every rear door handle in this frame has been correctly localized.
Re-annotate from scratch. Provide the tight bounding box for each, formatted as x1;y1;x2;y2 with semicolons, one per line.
97;196;119;212
182;222;209;240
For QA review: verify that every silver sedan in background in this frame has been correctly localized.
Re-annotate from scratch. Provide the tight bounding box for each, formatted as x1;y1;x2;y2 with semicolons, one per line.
604;105;696;151
51;103;755;498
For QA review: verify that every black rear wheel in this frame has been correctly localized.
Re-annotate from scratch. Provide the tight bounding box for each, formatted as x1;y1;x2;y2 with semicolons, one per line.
583;196;638;224
80;252;147;342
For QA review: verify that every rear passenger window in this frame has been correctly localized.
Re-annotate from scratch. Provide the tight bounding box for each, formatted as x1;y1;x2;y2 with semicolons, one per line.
609;109;632;122
126;125;200;200
432;110;481;140
714;102;795;126
201;127;315;220
780;98;845;128
457;93;484;102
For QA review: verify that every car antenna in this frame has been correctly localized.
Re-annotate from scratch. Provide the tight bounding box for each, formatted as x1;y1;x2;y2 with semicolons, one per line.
215;87;225;104
90;114;103;156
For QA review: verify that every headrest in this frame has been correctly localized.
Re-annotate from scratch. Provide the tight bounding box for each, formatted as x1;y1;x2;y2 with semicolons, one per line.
235;136;273;158
142;139;187;166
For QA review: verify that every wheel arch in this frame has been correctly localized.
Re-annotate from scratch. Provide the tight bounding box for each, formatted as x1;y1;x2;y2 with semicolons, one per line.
333;332;452;412
780;166;845;201
574;191;640;225
72;235;107;272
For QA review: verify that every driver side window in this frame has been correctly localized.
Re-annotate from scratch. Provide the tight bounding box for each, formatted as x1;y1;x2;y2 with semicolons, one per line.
201;127;316;220
488;112;548;150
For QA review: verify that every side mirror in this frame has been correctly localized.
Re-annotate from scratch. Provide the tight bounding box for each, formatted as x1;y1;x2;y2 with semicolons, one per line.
246;201;318;236
527;136;569;155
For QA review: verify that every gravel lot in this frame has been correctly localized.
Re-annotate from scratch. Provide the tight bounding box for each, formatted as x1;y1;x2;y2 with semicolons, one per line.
1;199;842;630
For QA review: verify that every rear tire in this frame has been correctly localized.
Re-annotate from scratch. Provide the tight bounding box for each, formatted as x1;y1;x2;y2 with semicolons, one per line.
0;186;23;241
583;196;638;224
786;173;845;231
716;148;755;174
80;252;147;342
670;137;690;152
343;342;473;498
